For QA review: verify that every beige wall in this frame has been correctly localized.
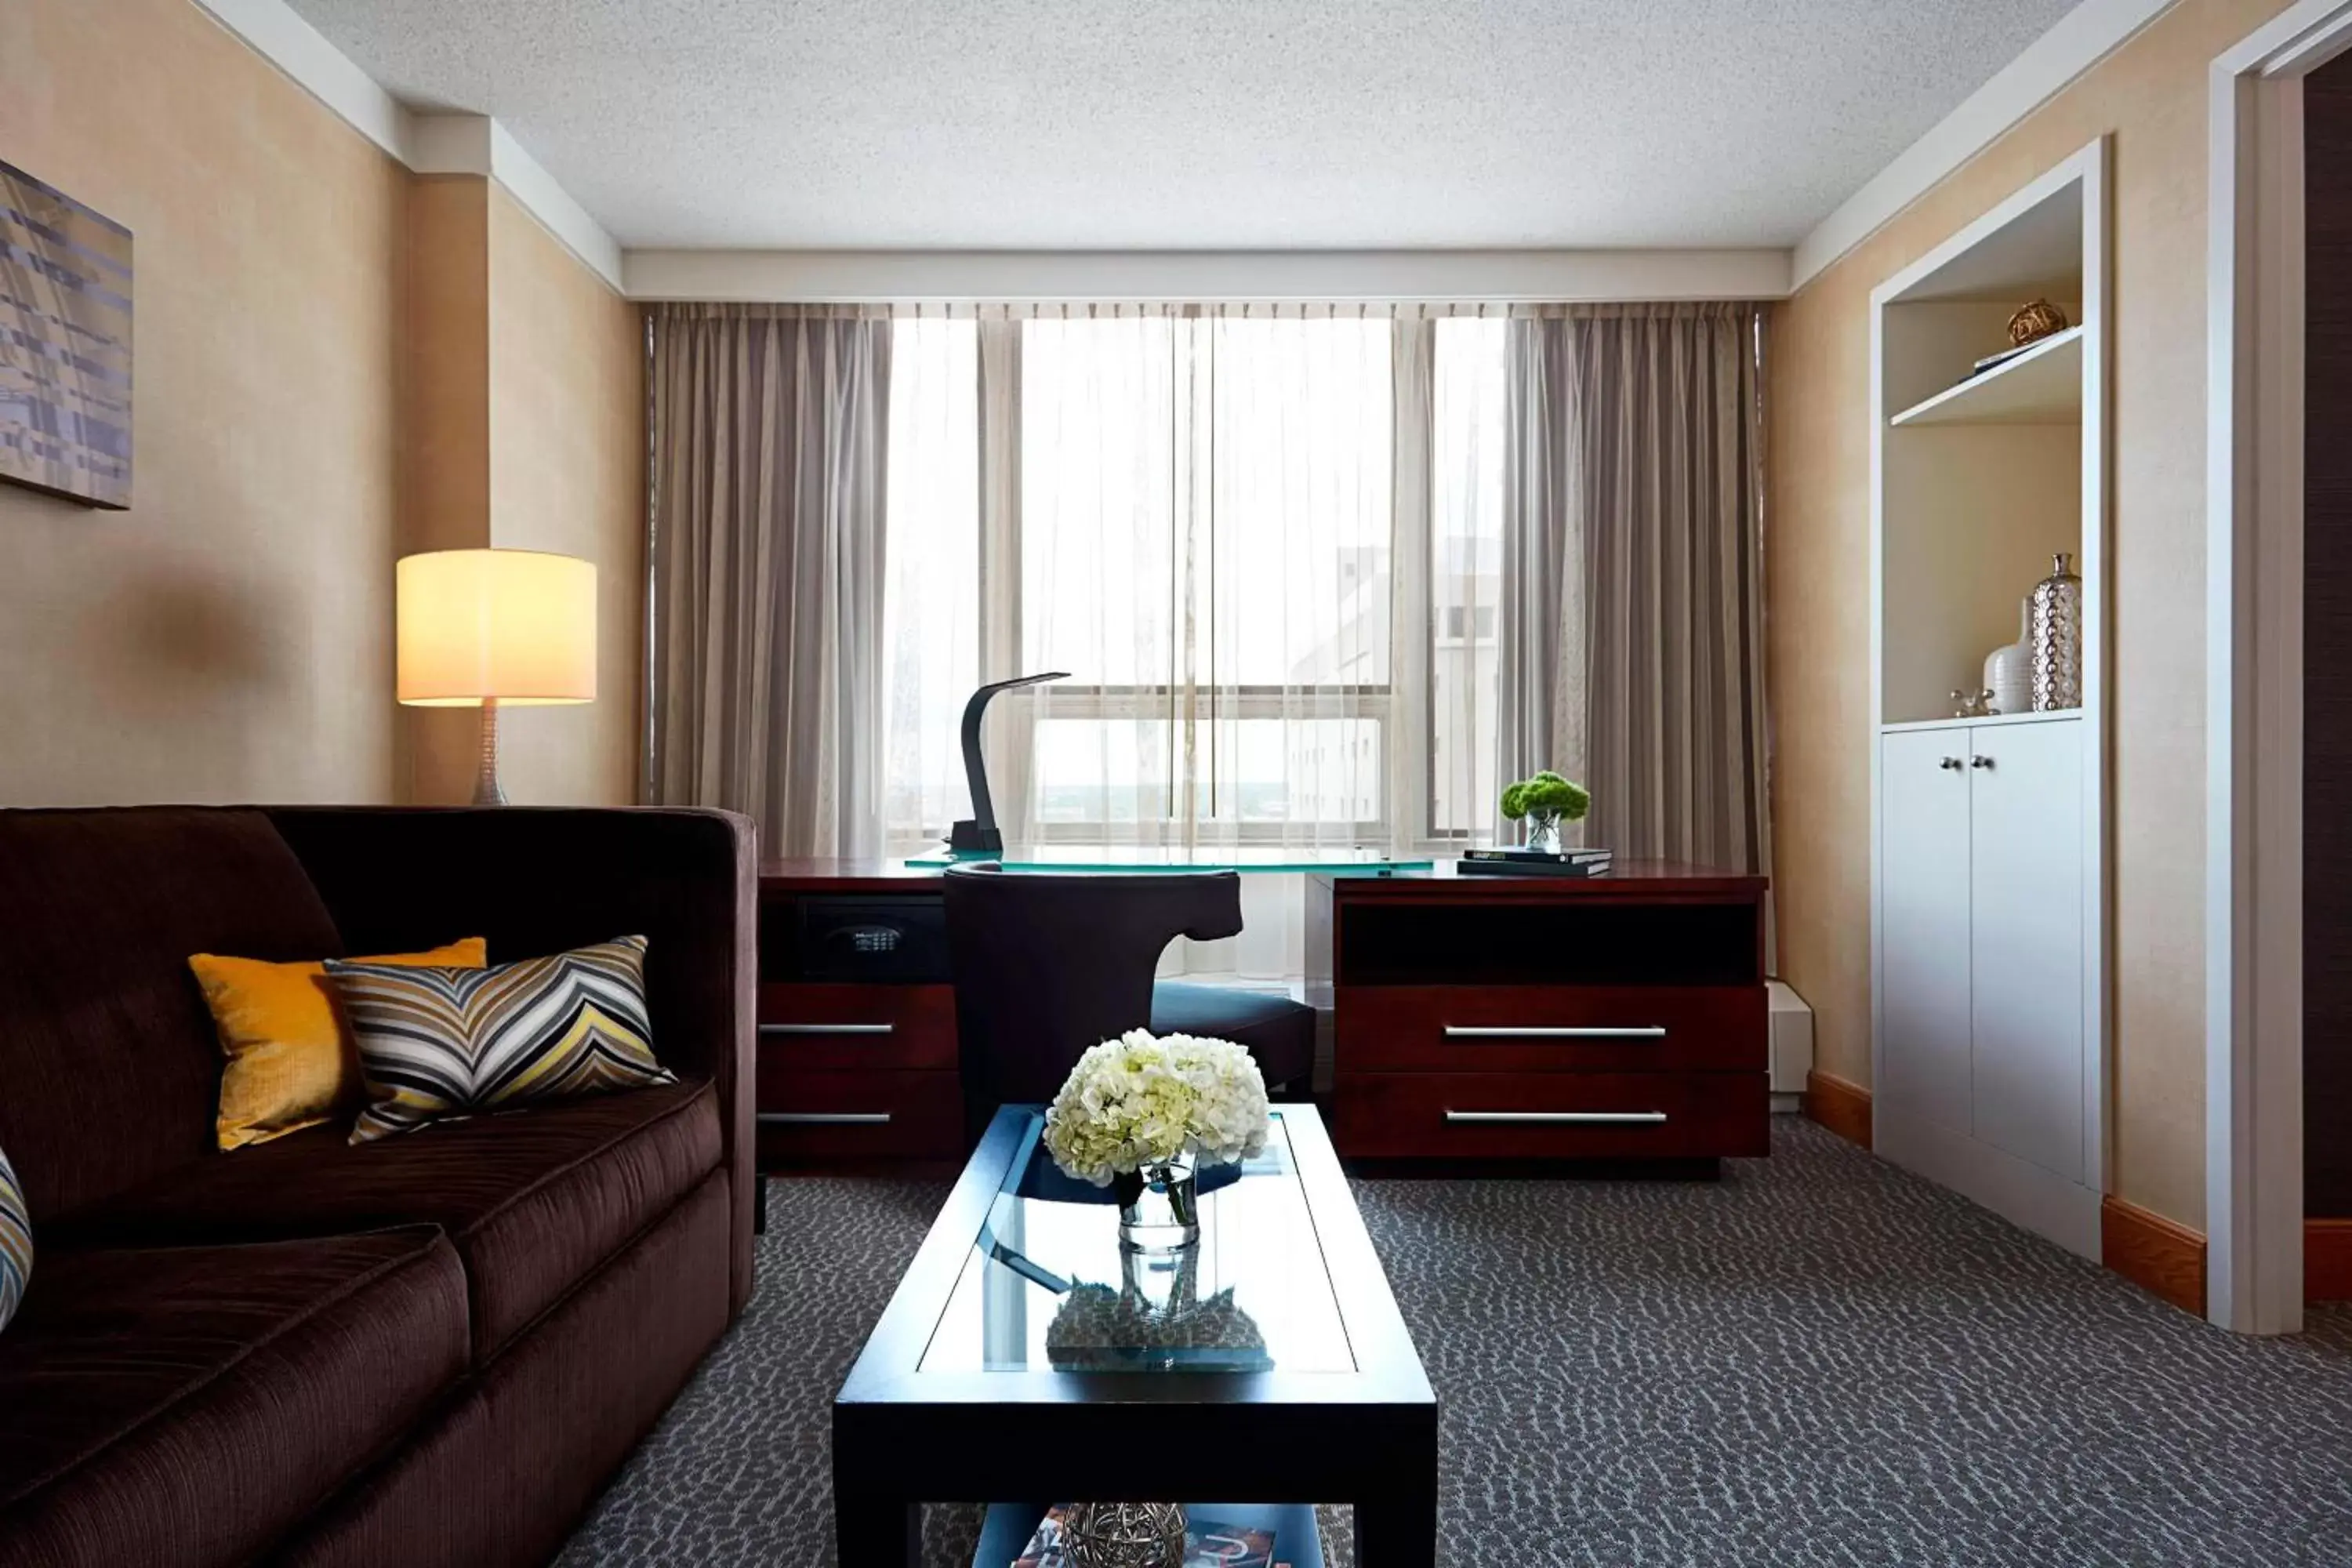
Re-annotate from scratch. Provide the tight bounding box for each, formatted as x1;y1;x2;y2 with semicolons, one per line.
0;2;644;812
1771;0;2296;1228
396;177;644;807
400;176;494;801
0;0;407;805
485;187;644;808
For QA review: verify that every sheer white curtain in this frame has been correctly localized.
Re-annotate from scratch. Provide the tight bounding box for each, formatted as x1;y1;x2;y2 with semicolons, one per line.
877;303;1514;978
1429;315;1509;843
880;314;979;846
1008;307;1392;978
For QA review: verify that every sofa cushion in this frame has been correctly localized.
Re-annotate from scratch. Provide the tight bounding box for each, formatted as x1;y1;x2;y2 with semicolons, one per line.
53;1080;722;1360
191;936;488;1152
0;1227;466;1568
0;1142;26;1333
327;935;675;1144
0;808;347;1221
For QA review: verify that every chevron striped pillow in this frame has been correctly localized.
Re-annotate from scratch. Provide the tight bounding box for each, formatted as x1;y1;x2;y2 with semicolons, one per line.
0;1142;28;1334
326;935;677;1144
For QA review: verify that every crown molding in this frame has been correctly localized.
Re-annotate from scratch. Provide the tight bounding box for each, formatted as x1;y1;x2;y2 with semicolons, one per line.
188;0;410;160
408;114;626;288
187;0;622;291
621;248;1794;303
1791;0;2176;290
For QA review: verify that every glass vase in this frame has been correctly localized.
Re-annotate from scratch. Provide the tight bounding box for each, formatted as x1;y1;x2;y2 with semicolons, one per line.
1525;809;1564;855
1113;1154;1200;1254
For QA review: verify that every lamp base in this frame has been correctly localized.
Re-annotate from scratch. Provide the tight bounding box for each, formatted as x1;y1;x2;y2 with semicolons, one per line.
946;819;1001;853
474;699;508;806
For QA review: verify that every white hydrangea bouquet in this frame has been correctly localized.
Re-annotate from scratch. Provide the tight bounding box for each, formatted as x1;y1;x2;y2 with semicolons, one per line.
1042;1029;1270;1194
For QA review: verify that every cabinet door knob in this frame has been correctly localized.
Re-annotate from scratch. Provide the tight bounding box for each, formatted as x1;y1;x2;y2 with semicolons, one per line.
1970;755;1994;769
1939;757;1964;770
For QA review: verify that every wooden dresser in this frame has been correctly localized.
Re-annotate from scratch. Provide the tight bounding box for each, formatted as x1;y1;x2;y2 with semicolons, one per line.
756;862;964;1169
1310;862;1769;1165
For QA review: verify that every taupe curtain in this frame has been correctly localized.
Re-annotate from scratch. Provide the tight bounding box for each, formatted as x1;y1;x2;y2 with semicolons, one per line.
647;303;892;857
1501;302;1769;872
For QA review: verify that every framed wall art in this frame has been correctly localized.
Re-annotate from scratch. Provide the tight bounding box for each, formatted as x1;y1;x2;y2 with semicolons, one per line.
1;158;132;510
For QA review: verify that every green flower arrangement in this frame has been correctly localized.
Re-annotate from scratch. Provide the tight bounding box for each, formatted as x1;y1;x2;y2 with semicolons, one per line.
1500;771;1591;853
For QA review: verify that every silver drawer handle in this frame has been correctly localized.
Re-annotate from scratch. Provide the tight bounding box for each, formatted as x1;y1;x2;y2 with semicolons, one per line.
1443;1025;1667;1040
758;1112;894;1125
760;1022;896;1036
1444;1110;1668;1125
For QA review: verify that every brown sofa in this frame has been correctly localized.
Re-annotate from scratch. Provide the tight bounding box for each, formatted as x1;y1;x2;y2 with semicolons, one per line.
0;805;757;1568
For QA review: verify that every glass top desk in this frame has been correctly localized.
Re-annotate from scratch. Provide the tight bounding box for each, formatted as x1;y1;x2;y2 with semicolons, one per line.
901;844;1431;873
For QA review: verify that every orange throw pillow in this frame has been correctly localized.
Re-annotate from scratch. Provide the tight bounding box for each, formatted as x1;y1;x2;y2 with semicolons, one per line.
191;938;488;1149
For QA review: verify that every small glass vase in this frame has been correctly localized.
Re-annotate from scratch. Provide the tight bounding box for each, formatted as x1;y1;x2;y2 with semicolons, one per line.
1524;809;1564;855
1112;1154;1200;1254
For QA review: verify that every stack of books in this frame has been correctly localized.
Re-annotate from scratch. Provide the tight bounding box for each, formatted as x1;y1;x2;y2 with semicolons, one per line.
1456;845;1613;878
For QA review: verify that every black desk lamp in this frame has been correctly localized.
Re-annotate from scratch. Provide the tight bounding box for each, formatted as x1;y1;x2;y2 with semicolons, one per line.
949;671;1068;853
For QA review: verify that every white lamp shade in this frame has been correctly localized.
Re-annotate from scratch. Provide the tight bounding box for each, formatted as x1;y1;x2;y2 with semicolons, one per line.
397;549;597;706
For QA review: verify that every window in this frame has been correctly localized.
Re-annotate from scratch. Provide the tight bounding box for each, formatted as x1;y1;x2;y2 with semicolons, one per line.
1018;312;1392;842
1429;316;1507;840
880;317;978;844
882;309;1504;851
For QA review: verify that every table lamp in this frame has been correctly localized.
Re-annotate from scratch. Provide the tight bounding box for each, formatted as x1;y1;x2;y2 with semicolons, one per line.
397;548;596;805
949;671;1066;852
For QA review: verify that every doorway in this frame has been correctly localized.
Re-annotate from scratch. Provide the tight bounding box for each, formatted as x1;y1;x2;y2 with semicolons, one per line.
2306;49;2352;1305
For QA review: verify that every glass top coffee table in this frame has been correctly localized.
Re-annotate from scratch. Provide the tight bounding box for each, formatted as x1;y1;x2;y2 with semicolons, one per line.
833;1104;1437;1568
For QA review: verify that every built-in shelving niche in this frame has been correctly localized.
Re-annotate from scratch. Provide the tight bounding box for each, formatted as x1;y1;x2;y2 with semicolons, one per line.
1868;138;2111;1261
1878;169;2094;728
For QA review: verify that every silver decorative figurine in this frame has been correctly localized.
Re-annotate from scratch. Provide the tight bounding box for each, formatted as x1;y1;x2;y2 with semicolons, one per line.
2028;552;2083;710
1060;1502;1189;1568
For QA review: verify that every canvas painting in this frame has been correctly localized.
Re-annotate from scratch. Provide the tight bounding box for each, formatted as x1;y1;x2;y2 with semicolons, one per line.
0;158;132;509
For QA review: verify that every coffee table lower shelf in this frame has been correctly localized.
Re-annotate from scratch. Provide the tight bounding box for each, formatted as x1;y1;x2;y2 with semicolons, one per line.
971;1501;1327;1568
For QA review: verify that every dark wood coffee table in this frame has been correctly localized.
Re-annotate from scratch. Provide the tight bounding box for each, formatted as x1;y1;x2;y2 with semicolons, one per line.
833;1104;1437;1567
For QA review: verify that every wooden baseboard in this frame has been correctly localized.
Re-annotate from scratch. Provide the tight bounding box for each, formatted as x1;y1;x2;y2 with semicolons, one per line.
2101;1196;2207;1316
1802;1069;1871;1149
2311;1219;2352;1303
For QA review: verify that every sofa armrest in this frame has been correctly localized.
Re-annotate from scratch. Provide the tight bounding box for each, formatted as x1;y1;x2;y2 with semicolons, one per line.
265;806;758;1315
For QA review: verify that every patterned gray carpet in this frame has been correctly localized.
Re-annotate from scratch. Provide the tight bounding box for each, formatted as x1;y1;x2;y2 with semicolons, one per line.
557;1120;2352;1567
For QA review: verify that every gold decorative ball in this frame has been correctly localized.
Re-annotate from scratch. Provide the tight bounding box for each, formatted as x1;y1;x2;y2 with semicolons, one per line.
2007;298;2069;347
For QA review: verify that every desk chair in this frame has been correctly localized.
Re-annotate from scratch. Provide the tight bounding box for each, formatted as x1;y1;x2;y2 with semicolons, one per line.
941;866;1316;1142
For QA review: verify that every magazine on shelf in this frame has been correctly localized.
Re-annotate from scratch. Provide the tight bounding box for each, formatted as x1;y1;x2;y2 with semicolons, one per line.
1012;1506;1278;1568
1969;340;2037;376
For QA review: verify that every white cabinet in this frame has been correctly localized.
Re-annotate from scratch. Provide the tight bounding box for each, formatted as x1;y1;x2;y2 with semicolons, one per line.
1876;715;2096;1255
1880;728;1974;1134
1966;719;2084;1183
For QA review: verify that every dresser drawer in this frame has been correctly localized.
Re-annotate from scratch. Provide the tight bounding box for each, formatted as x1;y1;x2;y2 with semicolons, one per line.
1332;1070;1768;1160
1338;985;1763;1073
757;982;956;1071
756;1069;962;1161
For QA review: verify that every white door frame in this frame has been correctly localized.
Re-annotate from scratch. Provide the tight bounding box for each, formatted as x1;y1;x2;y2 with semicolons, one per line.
2206;0;2352;1334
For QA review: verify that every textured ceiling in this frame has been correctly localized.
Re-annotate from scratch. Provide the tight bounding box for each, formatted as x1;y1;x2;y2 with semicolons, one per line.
284;0;2085;250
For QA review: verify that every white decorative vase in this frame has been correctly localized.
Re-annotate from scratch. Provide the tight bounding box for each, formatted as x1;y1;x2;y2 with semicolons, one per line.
1984;604;2031;717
